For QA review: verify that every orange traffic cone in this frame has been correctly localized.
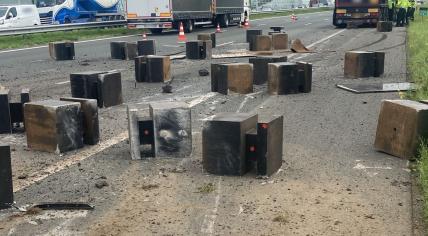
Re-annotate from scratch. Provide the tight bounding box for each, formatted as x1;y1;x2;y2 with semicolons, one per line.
178;22;187;42
244;17;250;28
216;23;222;33
291;14;297;23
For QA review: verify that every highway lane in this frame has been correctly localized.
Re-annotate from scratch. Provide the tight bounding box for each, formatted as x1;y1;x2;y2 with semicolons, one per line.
0;10;423;236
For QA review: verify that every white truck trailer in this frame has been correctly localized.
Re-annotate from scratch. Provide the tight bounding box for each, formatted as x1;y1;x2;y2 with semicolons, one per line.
126;0;249;33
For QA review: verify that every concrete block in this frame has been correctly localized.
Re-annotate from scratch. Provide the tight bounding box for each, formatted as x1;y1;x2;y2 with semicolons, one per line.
149;102;192;158
60;97;99;145
110;41;126;60
186;40;212;60
268;62;299;95
24;100;83;153
198;33;216;48
249;56;287;85
211;63;229;95
97;71;123;108
246;29;263;43
377;21;393;32
49;42;75;60
374;100;428;159
127;105;154;160
256;116;284;176
270;26;285;32
70;71;105;100
0;145;13;209
202;113;258;176
251;35;272;51
214;63;253;94
135;56;148;82
125;42;138;60
296;61;313;93
271;33;288;50
344;51;376;78
373;51;385;77
146;56;171;82
0;89;11;134
137;40;156;56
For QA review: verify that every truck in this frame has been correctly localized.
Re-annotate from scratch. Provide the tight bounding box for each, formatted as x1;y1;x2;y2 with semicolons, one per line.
126;0;248;34
333;0;388;27
32;0;124;24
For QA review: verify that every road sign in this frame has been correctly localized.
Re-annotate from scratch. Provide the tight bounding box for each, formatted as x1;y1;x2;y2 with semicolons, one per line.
420;7;428;16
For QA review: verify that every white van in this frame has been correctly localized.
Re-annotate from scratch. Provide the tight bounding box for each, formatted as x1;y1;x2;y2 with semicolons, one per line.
0;5;41;28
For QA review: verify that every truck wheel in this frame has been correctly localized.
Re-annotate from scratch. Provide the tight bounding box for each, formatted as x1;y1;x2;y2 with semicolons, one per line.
219;14;229;28
150;28;163;34
184;20;194;33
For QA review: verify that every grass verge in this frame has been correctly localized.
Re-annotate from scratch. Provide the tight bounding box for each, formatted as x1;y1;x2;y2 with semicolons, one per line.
409;8;428;224
251;7;332;20
0;27;142;50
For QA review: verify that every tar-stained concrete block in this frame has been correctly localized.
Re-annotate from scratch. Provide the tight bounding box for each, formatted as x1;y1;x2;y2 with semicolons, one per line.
377;21;393;32
0;89;11;134
110;41;127;60
0;145;13;209
97;71;123;108
249;56;288;85
374;100;428;159
373;51;385;77
149;102;192;158
127;105;154;160
223;63;254;94
198;33;216;48
146;56;171;82
344;51;376;78
246;29;263;43
203;113;258;176
125;42;138;60
135;56;148;82
211;63;229;95
24;100;83;153
186;40;212;60
251;35;272;51
137;40;156;56
296;61;313;93
256;116;284;176
60;97;99;145
268;62;299;95
49;42;75;60
70;71;105;99
271;33;288;50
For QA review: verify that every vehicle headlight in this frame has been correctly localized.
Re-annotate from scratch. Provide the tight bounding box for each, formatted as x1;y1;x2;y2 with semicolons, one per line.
0;19;4;25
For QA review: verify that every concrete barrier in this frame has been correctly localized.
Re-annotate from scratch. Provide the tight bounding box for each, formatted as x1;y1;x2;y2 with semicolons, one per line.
0;145;13;209
49;42;75;60
110;41;138;60
137;40;156;56
344;51;385;78
186;40;212;60
249;56;287;85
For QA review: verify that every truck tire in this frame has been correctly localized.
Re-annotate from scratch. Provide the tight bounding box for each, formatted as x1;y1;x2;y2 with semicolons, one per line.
150;28;163;34
219;14;229;28
184;20;194;33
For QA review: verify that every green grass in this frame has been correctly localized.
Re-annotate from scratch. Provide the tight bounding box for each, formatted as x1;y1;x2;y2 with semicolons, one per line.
251;7;332;20
0;27;142;50
418;141;428;221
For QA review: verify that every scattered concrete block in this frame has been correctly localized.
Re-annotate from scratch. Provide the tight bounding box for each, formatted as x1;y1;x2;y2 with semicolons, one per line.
290;39;310;53
216;63;254;94
0;89;31;134
344;51;384;78
296;61;313;93
271;33;288;50
270;26;285;32
137;40;156;56
146;56;171;82
0;145;13;209
249;56;287;85
97;71;123;108
255;116;284;176
268;62;299;95
125;42;138;60
60;97;99;145
251;35;272;51
186;40;212;59
110;41;126;60
70;71;104;99
246;29;263;43
211;63;229;95
127;105;154;160
24;100;83;153
203;113;258;175
149;102;192;158
377;21;393;32
374;100;428;159
198;33;216;48
49;42;75;60
135;56;148;82
0;89;11;134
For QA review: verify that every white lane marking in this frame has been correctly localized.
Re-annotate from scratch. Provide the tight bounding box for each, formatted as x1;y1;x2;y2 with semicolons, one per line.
0;34;140;55
251;10;330;22
306;29;346;49
304;23;313;26
14;132;128;192
258;24;267;26
175;85;193;92
55;80;70;85
236;91;263;113
163;44;183;48
200;177;222;234
217;41;234;47
353;163;392;170
188;92;216;108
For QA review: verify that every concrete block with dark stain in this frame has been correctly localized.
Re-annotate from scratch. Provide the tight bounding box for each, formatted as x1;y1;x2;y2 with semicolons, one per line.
344;51;376;78
249;56;287;85
24;100;83;153
268;62;299;95
70;71;105;100
256;116;284;176
135;56;148;82
0;89;11;134
251;35;272;51
373;51;385;77
49;42;75;60
0;145;13;209
246;29;263;43
60;97;99;145
137;40;156;56
271;33;288;50
202;113;258;176
198;33;216;48
146;56;171;82
374;100;428;159
211;63;229;95
127;105;154;160
149;102;192;158
296;61;313;93
110;41;127;60
125;42;138;60
186;40;212;60
97;71;123;108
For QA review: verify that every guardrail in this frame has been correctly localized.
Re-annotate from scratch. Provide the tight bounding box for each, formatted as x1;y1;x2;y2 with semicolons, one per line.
251;6;332;15
0;20;127;37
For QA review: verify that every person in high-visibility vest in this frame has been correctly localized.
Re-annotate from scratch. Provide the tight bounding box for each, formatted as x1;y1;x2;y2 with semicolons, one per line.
396;0;407;26
388;0;395;21
408;0;416;21
404;0;411;24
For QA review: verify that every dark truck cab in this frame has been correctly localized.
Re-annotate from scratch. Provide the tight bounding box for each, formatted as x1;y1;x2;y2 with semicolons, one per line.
333;0;383;27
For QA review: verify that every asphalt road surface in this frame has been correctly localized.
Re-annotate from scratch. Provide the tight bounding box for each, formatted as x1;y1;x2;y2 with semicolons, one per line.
0;11;424;235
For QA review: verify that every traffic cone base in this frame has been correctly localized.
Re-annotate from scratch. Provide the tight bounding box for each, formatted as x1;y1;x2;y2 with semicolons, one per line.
244;17;250;29
216;24;222;33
